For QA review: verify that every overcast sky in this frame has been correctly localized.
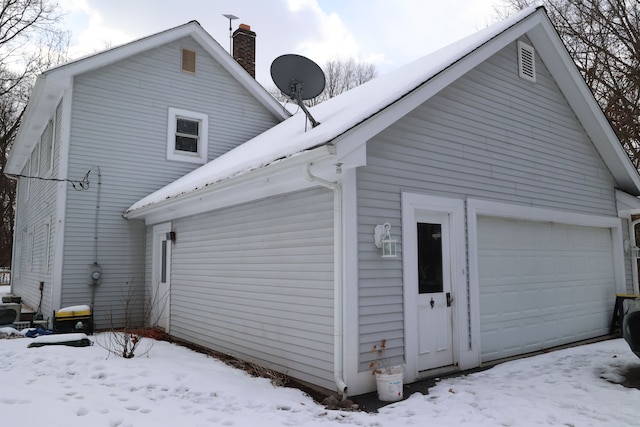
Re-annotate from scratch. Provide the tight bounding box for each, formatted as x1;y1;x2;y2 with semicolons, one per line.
57;0;506;87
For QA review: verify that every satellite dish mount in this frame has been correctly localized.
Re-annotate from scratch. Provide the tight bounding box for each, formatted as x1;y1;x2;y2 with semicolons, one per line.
271;54;325;128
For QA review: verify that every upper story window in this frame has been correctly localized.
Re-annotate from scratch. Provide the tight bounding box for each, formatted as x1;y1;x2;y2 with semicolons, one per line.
167;107;208;164
30;144;39;177
40;119;54;175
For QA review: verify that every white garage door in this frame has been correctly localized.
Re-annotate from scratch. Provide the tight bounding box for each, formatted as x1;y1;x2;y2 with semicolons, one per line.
478;216;615;362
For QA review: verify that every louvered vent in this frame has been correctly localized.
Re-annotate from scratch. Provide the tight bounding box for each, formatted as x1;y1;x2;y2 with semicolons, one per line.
182;48;196;73
517;41;536;82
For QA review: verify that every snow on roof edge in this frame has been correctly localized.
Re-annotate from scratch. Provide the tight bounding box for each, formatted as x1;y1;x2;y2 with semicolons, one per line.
126;7;541;216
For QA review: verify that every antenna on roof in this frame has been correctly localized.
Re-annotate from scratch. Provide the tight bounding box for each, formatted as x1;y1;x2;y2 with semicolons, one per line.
222;14;239;54
271;54;325;128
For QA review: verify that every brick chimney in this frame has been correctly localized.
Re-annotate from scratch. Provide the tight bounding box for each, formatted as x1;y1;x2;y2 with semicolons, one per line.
232;23;256;78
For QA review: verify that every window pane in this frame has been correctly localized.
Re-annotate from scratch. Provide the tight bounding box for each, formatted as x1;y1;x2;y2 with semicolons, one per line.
40;121;52;172
175;136;198;153
417;222;443;294
177;118;199;136
161;240;167;283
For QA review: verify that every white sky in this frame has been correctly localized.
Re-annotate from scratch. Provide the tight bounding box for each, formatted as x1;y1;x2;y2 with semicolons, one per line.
57;0;506;87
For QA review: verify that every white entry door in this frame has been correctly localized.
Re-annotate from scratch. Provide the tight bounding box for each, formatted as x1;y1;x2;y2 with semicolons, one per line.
416;211;454;371
151;223;171;331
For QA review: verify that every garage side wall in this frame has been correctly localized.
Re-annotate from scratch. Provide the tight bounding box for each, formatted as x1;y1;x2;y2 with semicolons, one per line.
356;39;619;371
169;188;336;391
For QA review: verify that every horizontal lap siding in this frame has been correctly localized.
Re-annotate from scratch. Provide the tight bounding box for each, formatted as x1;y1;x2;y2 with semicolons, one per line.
170;188;335;391
12;101;62;316
63;37;280;327
357;40;618;371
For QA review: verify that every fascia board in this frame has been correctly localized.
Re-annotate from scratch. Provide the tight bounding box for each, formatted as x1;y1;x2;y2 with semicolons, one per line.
7;21;289;176
44;22;201;80
331;12;544;153
616;189;640;215
126;145;336;224
5;75;67;175
7;23;202;176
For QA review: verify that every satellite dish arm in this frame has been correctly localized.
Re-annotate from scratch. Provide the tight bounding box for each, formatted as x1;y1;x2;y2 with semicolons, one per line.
290;81;321;128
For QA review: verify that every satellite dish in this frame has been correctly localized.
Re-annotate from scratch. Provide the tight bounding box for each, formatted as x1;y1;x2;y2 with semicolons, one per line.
271;54;325;128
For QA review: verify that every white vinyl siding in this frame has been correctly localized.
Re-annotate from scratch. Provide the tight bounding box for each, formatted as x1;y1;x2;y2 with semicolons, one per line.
169;188;335;391
356;39;618;371
61;37;280;327
10;101;62;316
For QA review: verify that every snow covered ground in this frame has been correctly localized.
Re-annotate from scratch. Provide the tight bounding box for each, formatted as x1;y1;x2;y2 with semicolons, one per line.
1;327;640;427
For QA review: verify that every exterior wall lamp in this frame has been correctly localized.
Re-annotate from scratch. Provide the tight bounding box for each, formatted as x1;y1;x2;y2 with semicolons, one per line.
374;223;397;258
625;240;639;259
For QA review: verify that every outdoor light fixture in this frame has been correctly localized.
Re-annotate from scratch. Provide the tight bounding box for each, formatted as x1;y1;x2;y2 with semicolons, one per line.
166;231;176;242
374;223;397;258
624;240;639;259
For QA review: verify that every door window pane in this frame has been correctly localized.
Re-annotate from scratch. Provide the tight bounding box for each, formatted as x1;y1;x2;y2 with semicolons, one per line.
417;222;443;294
161;240;167;283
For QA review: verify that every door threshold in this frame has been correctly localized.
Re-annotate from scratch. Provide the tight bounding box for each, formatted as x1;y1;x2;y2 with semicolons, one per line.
417;364;459;379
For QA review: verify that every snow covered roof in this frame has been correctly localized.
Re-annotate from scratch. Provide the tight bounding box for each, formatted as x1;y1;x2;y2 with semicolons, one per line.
126;6;640;218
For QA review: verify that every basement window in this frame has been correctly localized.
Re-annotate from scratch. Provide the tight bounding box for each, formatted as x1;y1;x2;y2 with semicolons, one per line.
167;107;208;164
517;41;536;83
181;48;196;73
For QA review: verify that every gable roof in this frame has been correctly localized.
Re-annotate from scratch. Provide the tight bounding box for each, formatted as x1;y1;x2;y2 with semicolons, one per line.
5;20;290;176
126;7;640;219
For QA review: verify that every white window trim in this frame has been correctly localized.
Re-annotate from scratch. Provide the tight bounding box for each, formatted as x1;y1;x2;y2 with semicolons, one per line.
42;218;51;273
40;118;55;176
27;226;35;272
14;233;22;279
25;160;31;201
167;107;208;164
31;143;40;177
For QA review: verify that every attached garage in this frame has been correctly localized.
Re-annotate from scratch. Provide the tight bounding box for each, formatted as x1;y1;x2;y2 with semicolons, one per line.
477;216;616;362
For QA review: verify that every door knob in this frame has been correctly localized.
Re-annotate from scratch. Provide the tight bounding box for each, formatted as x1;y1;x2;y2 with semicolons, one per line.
430;297;434;308
446;292;452;307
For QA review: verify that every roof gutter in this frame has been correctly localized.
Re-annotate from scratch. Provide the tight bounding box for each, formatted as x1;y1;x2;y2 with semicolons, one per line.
304;163;348;400
125;144;337;223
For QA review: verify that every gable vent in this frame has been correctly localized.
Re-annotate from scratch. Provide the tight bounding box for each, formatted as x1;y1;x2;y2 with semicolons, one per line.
517;41;536;82
182;48;196;73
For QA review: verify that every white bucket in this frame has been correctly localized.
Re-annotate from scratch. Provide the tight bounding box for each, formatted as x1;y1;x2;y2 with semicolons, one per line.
375;366;404;402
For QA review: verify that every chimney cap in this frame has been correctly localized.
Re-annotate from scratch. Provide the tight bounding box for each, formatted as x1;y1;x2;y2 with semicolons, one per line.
239;23;251;31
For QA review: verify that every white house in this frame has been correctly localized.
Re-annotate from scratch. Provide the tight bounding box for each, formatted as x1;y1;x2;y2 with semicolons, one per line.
8;7;640;397
125;7;640;396
5;21;288;329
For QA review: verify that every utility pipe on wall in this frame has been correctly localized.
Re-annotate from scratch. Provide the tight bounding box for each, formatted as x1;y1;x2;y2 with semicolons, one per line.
304;162;348;399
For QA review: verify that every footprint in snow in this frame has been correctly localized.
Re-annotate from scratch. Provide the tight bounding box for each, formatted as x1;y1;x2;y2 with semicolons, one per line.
76;407;89;416
1;398;30;405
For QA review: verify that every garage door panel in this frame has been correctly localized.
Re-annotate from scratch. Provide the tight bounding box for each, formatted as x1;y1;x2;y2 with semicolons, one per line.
479;217;615;362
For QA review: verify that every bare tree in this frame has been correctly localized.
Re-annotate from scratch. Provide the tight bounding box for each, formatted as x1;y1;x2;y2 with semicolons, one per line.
0;0;69;267
497;1;640;168
270;57;378;107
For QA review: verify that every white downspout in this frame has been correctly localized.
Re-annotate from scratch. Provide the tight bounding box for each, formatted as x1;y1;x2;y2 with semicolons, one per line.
304;162;348;399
